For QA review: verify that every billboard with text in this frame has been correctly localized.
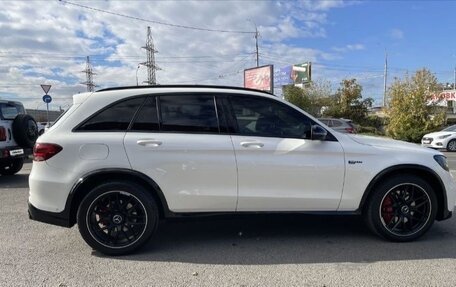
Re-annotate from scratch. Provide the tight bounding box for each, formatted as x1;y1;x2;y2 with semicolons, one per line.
273;62;312;88
244;65;273;93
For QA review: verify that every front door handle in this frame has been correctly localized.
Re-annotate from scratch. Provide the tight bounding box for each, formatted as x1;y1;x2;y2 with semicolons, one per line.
137;139;162;147
240;141;264;148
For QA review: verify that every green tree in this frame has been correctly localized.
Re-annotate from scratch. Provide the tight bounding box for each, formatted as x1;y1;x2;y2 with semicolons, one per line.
324;78;373;123
283;80;333;116
386;68;445;142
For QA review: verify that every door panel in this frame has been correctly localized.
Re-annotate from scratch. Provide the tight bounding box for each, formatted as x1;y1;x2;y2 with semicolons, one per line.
124;133;238;212
233;136;344;211
227;95;345;211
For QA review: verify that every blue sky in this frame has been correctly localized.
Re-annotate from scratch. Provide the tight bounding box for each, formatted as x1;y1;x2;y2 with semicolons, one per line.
1;0;456;109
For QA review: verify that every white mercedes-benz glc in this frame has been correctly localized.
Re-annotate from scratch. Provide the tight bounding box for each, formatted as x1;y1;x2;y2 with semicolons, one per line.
28;86;456;255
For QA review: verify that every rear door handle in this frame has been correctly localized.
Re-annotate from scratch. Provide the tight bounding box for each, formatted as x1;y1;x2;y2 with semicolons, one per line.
240;141;264;148
137;139;162;147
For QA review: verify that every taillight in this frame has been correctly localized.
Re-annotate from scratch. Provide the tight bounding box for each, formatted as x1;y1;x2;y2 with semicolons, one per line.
345;127;354;133
33;143;62;161
0;127;6;141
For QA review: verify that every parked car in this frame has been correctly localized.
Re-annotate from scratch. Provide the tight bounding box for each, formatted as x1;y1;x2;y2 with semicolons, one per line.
318;118;356;133
421;125;456;152
29;85;455;255
0;100;38;175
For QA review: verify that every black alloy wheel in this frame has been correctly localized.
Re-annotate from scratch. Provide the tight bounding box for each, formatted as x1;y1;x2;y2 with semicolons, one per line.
365;175;437;242
77;182;158;255
0;158;24;176
379;183;431;237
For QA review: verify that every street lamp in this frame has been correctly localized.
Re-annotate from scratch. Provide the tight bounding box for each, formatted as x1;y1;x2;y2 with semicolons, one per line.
136;65;141;86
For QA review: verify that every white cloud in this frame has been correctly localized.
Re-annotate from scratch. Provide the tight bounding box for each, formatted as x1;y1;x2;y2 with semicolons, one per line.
0;0;356;109
391;28;404;40
332;43;365;53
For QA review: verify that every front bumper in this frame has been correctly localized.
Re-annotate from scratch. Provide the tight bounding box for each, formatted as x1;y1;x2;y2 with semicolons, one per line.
28;202;71;228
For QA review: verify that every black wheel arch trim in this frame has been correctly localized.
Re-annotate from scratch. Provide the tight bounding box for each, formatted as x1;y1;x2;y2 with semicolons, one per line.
65;168;173;227
359;164;451;221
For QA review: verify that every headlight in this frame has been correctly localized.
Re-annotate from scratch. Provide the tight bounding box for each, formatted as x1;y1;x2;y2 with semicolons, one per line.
434;155;449;171
437;134;452;139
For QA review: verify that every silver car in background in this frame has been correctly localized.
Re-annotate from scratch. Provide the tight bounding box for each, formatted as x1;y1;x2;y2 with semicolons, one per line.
318;118;356;133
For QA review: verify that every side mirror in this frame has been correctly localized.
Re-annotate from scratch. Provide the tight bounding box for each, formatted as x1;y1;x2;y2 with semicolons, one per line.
311;124;327;141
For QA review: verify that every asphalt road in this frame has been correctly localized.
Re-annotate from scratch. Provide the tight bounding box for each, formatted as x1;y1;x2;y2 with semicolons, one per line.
2;163;456;286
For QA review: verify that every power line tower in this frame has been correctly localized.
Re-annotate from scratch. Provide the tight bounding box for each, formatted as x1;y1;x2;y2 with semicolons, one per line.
140;26;160;85
81;56;96;92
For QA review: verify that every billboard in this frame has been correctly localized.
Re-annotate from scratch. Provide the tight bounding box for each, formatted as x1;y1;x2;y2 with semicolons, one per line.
429;90;456;107
244;65;273;93
273;62;312;88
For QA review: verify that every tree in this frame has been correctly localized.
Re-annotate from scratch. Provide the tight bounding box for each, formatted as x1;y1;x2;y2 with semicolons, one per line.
386;68;445;142
324;78;373;123
283;80;333;116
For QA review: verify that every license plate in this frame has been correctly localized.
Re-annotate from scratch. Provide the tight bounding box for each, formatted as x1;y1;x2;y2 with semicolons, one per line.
9;149;24;156
422;140;431;144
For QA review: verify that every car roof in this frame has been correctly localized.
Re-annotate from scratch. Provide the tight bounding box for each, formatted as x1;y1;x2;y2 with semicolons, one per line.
96;85;274;96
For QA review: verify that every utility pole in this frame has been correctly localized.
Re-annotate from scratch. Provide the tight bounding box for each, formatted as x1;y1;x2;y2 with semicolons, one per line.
140;26;160;85
81;56;96;92
383;51;388;107
454;65;455;90
254;25;259;67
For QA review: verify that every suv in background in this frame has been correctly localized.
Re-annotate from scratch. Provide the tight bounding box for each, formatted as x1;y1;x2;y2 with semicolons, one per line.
0;100;38;175
318;118;356;133
28;85;455;255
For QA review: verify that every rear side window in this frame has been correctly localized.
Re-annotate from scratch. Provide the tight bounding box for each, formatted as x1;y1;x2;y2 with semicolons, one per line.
131;97;159;131
332;120;342;127
0;103;25;120
159;95;219;133
77;97;145;131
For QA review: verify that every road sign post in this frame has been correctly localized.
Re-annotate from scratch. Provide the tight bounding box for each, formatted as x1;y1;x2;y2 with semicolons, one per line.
40;85;52;125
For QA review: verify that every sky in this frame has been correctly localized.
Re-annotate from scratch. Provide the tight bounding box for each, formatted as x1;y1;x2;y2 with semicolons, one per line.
1;0;456;110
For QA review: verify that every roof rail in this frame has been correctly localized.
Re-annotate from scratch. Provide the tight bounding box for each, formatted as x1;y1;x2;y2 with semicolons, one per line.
95;84;274;95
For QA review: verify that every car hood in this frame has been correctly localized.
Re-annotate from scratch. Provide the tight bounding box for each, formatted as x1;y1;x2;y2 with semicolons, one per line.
346;134;438;153
422;131;456;138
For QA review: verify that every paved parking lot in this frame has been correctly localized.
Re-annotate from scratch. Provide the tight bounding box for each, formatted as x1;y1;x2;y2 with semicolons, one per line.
2;158;456;286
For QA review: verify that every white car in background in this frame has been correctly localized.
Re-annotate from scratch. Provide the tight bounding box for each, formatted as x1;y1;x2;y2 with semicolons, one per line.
422;125;456;152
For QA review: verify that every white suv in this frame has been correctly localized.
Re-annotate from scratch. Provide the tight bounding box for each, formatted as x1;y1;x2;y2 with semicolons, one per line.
28;86;456;255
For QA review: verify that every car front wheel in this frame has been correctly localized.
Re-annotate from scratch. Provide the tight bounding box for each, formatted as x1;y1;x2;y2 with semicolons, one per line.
77;181;159;255
447;139;456;152
365;175;437;242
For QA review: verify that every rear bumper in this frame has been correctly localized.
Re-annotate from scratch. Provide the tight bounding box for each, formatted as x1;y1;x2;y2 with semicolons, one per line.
0;146;32;160
28;202;71;228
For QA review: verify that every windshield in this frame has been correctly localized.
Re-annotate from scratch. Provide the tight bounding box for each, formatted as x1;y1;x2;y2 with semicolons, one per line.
443;125;456;132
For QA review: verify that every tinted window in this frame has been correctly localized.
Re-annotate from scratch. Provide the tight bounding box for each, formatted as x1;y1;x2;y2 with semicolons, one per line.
229;96;311;139
78;97;145;131
159;95;219;133
131;97;159;131
0;103;24;120
332;120;343;127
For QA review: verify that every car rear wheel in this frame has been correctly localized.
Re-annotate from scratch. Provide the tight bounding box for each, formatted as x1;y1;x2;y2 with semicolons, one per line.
77;181;159;255
364;175;437;242
447;139;456;152
0;158;24;175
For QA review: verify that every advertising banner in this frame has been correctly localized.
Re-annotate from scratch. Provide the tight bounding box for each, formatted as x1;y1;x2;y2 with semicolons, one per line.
244;65;273;93
429;90;456;106
273;62;312;88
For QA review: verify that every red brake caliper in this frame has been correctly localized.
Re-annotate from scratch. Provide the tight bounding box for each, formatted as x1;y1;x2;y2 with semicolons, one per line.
381;195;394;223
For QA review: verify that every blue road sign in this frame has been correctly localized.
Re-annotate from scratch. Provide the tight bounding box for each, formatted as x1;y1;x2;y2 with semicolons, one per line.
42;94;52;104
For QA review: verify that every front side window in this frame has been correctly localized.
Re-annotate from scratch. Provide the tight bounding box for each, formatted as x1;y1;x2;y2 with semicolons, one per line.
229;96;312;139
77;97;145;131
159;95;219;133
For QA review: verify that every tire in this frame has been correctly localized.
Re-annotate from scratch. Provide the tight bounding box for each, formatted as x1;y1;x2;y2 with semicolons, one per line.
77;181;159;255
364;174;437;242
447;139;456;152
12;114;38;148
0;158;24;175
